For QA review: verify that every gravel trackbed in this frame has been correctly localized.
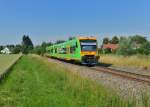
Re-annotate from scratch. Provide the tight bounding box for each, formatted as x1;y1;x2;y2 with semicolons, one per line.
48;58;150;99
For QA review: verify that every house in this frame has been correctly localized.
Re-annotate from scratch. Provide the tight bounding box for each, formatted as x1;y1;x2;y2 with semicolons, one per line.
102;43;119;52
0;47;11;54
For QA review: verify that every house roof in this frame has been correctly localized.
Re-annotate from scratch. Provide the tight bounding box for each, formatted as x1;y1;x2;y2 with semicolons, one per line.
103;43;118;50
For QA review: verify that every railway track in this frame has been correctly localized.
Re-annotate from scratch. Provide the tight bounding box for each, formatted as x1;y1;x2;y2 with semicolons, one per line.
48;57;150;85
90;66;150;85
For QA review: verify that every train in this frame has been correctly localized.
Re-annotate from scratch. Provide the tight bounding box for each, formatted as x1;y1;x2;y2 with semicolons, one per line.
46;37;100;65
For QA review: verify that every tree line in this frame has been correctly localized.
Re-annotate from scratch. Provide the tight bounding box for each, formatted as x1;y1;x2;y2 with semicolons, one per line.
0;36;77;55
0;35;64;55
102;35;150;55
0;35;150;56
0;35;34;54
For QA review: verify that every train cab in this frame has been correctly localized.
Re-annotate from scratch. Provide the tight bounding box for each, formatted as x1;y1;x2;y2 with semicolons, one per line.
78;37;99;65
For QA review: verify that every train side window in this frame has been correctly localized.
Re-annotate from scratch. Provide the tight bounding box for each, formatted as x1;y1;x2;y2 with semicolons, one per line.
59;48;67;54
63;48;67;54
70;46;76;54
58;48;61;54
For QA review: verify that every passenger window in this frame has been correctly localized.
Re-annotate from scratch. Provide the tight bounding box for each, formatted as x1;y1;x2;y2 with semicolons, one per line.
58;48;67;54
62;48;67;54
70;46;76;54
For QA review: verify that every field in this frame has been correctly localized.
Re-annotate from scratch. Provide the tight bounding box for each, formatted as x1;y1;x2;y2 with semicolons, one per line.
100;54;150;69
0;54;22;75
0;55;142;107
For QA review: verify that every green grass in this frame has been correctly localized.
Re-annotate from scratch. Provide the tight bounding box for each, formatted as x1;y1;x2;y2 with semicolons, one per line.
100;54;150;69
0;55;148;107
0;54;22;74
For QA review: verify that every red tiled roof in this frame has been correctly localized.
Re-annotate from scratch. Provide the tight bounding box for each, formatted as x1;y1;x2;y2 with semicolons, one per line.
103;44;118;50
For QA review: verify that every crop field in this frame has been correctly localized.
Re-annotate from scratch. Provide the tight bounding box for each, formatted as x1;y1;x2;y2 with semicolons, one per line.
0;55;144;107
100;54;150;69
0;54;22;75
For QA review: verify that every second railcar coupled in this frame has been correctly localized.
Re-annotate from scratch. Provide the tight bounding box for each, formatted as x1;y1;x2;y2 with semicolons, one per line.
46;37;99;65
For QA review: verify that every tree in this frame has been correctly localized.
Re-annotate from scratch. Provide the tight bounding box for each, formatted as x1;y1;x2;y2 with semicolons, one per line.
117;37;136;56
120;36;127;41
41;42;53;47
6;45;15;52
46;42;53;46
131;35;147;44
21;35;34;54
33;45;44;55
41;42;53;55
103;48;112;54
137;42;150;55
111;36;119;44
69;36;75;40
102;37;109;44
55;40;65;44
12;45;22;54
0;46;3;51
32;42;53;55
41;42;47;47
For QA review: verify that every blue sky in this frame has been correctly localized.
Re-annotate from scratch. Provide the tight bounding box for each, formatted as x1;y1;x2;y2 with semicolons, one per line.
0;0;150;45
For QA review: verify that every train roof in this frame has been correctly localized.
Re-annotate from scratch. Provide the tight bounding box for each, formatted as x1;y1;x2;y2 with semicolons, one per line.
46;36;97;49
77;37;97;40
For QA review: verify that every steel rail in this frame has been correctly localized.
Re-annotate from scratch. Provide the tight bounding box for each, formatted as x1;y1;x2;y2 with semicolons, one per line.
90;66;150;85
47;57;150;85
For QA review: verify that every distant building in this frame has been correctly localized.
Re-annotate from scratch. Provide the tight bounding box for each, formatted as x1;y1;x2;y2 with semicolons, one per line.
102;43;119;52
0;47;11;54
132;43;141;49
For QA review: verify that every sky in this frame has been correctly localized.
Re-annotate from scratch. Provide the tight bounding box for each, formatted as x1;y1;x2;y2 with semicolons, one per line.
0;0;150;45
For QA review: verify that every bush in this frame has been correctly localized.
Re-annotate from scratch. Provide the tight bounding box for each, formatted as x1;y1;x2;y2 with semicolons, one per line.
12;45;22;54
117;37;136;56
103;48;112;54
131;35;147;44
32;46;45;55
137;42;150;55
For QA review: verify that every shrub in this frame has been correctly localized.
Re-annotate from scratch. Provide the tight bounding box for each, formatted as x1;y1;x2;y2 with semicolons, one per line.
117;37;136;56
12;45;22;54
137;42;150;55
32;46;45;55
103;48;112;54
111;36;119;44
131;35;147;44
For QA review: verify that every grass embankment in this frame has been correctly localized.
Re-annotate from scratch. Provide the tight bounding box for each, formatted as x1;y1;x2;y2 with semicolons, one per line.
100;54;150;69
0;55;147;107
0;54;22;74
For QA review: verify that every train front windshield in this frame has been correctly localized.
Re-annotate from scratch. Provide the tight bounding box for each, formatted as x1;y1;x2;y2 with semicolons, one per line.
80;40;97;51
